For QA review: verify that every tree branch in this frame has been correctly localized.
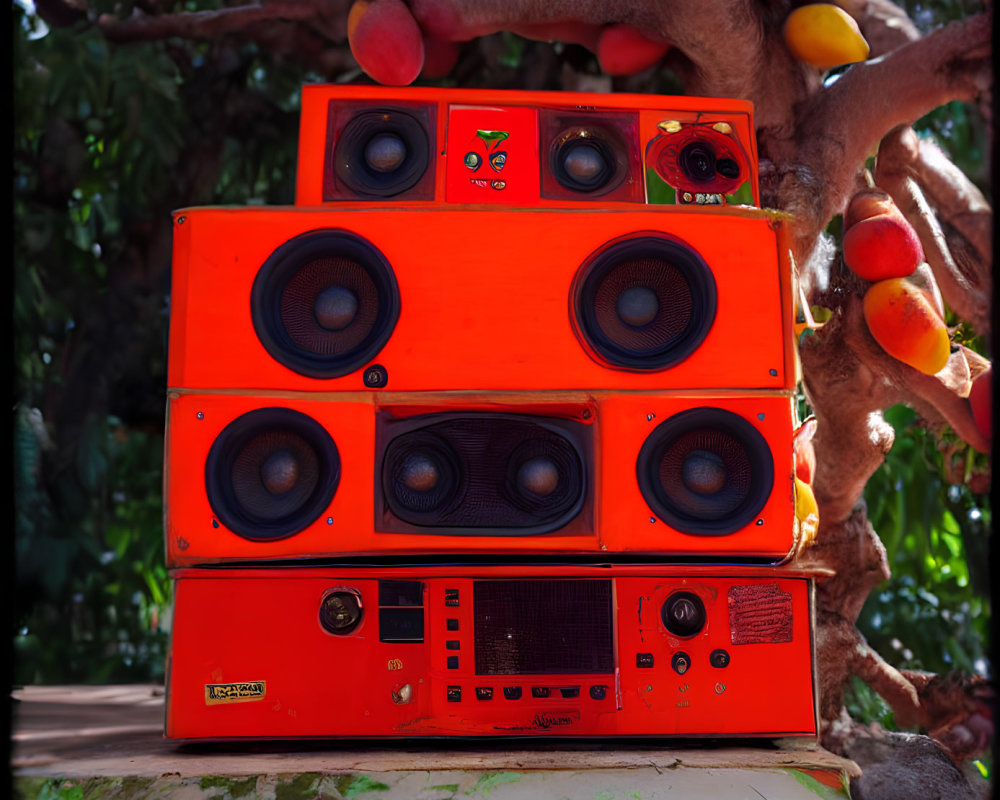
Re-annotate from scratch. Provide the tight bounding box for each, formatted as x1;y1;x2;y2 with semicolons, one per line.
780;13;990;262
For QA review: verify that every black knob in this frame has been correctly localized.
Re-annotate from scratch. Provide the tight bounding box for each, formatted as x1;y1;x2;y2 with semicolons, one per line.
319;590;363;635
710;648;731;668
661;591;706;638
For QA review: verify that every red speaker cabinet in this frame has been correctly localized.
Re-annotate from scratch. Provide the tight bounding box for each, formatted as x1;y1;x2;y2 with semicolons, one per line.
164;390;797;566
168;205;794;393
165;564;818;740
295;86;760;207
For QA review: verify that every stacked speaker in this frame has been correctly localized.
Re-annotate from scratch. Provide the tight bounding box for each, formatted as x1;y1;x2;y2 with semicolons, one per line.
164;86;819;740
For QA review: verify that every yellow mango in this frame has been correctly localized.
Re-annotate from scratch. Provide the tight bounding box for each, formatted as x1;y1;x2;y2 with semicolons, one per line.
863;278;950;375
783;4;870;69
794;477;819;546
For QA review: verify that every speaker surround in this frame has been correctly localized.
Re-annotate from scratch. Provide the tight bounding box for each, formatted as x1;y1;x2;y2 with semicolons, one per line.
204;407;341;541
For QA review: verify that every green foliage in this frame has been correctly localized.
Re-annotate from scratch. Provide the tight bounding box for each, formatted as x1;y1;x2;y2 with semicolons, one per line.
13;0;299;684
858;403;991;684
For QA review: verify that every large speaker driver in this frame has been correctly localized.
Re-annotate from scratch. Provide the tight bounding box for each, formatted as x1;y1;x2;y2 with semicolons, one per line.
573;234;717;371
333;108;430;197
205;407;340;540
251;230;400;379
636;407;773;535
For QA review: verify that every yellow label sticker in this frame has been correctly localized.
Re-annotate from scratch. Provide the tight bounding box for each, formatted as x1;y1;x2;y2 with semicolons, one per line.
205;680;266;705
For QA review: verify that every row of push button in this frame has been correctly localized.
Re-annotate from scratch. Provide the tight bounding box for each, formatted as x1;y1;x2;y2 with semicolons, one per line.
636;649;731;673
444;589;461;669
447;685;610;702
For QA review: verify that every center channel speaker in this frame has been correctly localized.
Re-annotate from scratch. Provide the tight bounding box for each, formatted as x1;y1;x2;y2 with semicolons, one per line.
164;391;795;567
168;206;792;393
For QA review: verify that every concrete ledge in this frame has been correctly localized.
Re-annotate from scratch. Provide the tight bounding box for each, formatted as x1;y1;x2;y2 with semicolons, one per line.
13;685;860;799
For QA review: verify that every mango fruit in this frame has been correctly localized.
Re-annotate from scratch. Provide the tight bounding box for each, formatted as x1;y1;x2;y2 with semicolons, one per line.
969;365;992;447
793;417;817;485
863;277;950;375
794;476;820;546
844;188;901;229
596;24;670;75
348;0;424;86
783;4;870;69
843;212;924;281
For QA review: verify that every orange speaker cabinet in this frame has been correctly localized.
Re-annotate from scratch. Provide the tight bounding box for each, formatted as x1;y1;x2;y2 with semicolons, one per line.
164;390;796;566
165;564;817;740
168;205;794;393
295;85;761;207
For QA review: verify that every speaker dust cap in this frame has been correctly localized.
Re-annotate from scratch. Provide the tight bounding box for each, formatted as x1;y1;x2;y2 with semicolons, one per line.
251;230;400;379
573;233;717;371
637;407;773;535
205;407;340;540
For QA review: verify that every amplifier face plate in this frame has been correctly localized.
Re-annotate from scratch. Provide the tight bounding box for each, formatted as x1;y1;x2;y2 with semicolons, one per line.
166;566;817;740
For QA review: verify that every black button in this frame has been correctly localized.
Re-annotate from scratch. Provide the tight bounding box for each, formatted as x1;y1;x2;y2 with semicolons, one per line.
446;656;459;669
446;618;459;631
671;651;691;675
446;686;461;702
444;589;459;607
636;653;654;668
531;687;550;698
446;640;460;650
476;687;493;700
503;686;522;700
560;687;580;699
590;685;608;700
710;648;731;668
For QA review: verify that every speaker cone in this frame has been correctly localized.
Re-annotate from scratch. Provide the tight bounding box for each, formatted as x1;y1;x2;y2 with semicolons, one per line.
636;407;773;535
205;407;340;540
573;234;717;370
383;432;465;519
334;108;430;197
251;230;400;378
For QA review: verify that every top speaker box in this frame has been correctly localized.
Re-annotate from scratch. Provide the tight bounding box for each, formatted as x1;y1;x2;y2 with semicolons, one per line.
296;86;760;207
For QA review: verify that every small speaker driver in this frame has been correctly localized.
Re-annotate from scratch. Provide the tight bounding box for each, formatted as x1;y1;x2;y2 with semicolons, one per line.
333;108;430;197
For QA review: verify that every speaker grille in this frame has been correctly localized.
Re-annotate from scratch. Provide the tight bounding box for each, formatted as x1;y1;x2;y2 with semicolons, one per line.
636;407;773;535
251;230;400;378
474;580;614;675
205;407;340;540
574;234;716;370
379;414;587;535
